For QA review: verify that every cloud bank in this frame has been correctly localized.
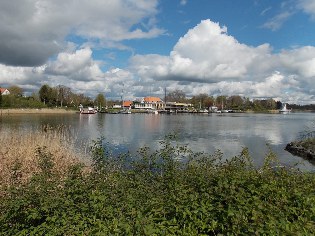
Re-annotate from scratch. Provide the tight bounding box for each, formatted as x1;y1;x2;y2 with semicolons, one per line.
1;0;315;104
130;19;315;103
0;0;162;66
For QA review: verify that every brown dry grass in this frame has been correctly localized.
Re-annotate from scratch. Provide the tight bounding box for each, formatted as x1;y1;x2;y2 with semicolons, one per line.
0;128;90;193
0;108;77;115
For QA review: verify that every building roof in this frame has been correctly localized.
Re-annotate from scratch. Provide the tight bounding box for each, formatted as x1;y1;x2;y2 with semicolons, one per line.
123;100;132;107
143;96;162;103
0;88;9;95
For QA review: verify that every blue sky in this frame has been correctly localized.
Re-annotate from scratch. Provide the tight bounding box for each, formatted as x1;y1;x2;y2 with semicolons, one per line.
1;0;315;104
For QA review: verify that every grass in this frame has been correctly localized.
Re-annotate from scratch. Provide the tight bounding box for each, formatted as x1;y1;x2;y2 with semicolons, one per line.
299;137;315;150
1;131;315;235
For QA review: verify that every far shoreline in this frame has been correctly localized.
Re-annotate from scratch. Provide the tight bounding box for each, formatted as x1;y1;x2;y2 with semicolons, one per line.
0;108;77;115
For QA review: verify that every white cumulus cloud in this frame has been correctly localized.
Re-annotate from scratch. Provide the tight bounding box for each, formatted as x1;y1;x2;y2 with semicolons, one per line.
129;19;315;104
131;20;274;83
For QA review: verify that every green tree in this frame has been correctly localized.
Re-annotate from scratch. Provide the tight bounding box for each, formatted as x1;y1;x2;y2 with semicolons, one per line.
190;94;214;109
253;99;264;111
39;84;53;105
227;95;244;109
243;97;253;110
8;85;23;97
216;95;227;110
95;93;106;110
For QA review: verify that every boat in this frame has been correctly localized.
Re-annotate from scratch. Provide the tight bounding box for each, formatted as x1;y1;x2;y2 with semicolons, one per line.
198;109;209;113
209;106;218;113
79;106;97;114
119;109;132;114
279;103;291;113
147;109;159;114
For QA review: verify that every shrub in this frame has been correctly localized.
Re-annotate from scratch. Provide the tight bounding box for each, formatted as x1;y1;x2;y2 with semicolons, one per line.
1;135;315;235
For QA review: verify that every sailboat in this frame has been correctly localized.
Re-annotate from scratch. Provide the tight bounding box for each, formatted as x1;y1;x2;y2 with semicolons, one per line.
279;103;291;113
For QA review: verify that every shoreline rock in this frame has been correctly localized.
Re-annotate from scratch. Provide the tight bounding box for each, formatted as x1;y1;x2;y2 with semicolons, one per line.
285;142;315;163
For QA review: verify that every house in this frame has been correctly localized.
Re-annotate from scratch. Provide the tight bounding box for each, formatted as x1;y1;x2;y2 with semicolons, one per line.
123;100;132;108
0;88;10;95
112;104;122;109
165;102;190;112
134;96;165;110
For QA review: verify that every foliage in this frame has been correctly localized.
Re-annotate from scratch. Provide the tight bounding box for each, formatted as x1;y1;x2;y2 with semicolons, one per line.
95;93;106;110
293;123;315;152
190;94;214;109
164;92;279;111
38;84;94;108
0;95;46;108
55;85;72;108
38;84;54;105
1;135;315;235
8;85;23;97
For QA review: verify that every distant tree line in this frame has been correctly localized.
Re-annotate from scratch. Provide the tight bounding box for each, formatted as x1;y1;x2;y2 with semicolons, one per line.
1;85;314;111
0;85;44;109
165;89;280;111
38;84;96;108
0;84;105;109
165;89;315;111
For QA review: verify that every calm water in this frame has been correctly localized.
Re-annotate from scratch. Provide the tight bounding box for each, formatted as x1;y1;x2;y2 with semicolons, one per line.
1;112;315;171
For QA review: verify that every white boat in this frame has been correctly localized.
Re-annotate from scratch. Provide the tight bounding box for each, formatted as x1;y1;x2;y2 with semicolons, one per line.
80;106;97;114
147;109;159;114
279;103;291;113
119;109;132;114
209;106;218;113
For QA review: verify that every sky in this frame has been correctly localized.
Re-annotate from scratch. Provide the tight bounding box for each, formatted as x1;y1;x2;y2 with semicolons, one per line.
1;0;315;104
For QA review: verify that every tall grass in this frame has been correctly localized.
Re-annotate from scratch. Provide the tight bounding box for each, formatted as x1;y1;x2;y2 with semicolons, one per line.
0;126;89;193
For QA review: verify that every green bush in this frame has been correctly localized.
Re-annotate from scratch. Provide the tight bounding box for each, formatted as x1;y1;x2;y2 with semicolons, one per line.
1;137;315;235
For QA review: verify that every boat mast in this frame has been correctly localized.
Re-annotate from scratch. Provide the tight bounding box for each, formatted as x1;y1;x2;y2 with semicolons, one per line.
164;87;167;110
121;88;124;110
120;82;125;110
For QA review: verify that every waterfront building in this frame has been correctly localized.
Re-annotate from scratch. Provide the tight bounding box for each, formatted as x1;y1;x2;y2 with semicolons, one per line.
133;96;165;110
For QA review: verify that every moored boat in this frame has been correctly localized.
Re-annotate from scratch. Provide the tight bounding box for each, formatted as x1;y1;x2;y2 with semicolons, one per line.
279;103;291;113
79;106;97;114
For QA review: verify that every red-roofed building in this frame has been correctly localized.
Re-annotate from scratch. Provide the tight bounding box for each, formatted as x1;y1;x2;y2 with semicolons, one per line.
0;88;10;95
143;97;162;103
134;96;165;110
123;100;132;108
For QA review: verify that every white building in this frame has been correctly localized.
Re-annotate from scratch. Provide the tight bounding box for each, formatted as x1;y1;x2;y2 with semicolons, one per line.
0;88;10;95
133;96;165;110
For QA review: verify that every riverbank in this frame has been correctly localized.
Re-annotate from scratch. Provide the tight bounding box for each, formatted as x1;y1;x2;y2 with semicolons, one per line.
0;108;77;115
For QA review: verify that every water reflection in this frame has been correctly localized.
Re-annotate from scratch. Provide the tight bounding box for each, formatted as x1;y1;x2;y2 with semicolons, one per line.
1;112;315;171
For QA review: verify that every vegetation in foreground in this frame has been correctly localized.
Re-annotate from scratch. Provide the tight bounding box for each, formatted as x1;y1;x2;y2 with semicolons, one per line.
1;132;315;235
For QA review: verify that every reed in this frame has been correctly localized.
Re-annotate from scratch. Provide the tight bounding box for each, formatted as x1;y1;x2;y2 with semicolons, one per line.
0;126;89;191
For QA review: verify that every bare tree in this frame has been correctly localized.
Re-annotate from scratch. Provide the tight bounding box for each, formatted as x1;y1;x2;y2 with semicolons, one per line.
166;89;187;102
56;85;71;107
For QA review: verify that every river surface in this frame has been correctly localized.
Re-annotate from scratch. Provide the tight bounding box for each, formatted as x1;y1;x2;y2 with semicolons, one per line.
1;112;315;171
